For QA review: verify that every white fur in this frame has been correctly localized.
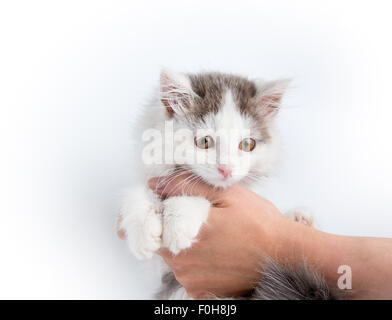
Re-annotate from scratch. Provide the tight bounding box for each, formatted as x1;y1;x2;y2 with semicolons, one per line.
120;187;162;259
162;196;210;254
119;70;301;300
167;286;191;299
191;90;279;188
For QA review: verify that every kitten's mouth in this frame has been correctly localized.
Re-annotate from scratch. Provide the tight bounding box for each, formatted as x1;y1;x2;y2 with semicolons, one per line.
202;174;236;189
191;171;233;189
173;165;237;190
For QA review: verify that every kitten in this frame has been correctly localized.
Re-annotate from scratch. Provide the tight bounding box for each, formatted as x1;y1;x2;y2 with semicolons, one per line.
119;70;336;300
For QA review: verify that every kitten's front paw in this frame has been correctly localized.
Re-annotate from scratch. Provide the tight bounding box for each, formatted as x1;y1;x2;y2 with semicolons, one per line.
286;208;315;227
120;190;163;260
126;211;162;259
162;196;210;255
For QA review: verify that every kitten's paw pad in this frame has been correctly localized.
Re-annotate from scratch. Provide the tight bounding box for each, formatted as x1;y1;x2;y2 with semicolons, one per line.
286;209;315;227
162;196;210;255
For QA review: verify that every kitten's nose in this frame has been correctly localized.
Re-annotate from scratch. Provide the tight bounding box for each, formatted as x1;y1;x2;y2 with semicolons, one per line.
218;165;232;179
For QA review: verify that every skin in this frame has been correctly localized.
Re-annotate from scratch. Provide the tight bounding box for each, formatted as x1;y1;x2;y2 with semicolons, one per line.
117;175;392;299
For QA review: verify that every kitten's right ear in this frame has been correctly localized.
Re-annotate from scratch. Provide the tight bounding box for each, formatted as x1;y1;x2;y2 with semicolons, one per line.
255;78;291;117
160;69;196;118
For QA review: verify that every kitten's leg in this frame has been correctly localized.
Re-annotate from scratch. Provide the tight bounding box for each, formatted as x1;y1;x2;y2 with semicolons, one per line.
120;186;163;259
162;196;210;255
286;208;315;227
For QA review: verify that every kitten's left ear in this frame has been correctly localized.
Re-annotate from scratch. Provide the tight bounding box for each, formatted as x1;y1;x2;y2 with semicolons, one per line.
255;79;291;116
160;69;197;118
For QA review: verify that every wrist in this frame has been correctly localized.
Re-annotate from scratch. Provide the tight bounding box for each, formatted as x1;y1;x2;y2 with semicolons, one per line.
253;213;307;263
265;217;333;267
281;221;346;286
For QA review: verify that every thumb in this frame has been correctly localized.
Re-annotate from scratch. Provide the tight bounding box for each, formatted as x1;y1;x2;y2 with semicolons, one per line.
148;172;224;202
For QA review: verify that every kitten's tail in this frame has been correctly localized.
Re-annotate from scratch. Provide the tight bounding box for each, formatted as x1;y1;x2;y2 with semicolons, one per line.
251;259;342;300
157;259;344;300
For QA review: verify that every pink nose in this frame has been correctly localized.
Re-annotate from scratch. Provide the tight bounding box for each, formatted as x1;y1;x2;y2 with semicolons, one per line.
218;166;232;179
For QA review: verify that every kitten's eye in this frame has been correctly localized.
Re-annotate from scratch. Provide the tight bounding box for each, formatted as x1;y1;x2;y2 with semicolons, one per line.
195;136;214;149
239;138;256;152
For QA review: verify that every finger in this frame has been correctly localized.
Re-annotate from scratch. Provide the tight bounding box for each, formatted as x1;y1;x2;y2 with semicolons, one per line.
148;173;225;202
116;214;127;240
158;248;173;259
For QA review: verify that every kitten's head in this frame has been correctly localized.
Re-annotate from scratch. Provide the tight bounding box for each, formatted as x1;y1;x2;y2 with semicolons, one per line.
160;70;290;188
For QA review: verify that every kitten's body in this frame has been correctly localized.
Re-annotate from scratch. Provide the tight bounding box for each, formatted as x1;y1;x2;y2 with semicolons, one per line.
120;71;333;300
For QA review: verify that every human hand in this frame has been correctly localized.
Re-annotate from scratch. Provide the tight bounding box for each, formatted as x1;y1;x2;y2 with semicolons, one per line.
148;175;305;298
118;175;392;300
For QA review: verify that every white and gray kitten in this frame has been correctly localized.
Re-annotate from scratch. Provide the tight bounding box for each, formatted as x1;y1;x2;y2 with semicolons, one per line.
119;70;337;300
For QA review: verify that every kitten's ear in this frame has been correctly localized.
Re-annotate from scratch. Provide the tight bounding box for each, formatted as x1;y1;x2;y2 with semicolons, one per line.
160;69;196;118
255;79;291;116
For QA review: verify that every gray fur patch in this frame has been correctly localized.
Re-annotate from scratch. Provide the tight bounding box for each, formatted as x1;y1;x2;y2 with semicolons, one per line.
251;259;343;300
187;72;273;141
188;72;257;117
156;259;344;300
155;271;182;300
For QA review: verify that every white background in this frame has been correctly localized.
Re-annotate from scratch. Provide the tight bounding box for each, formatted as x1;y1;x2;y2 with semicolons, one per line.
1;0;392;299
